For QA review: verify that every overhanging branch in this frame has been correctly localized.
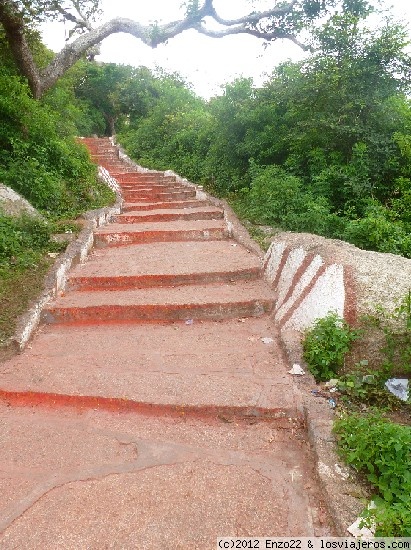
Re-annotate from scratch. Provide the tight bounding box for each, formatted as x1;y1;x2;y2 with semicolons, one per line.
0;0;312;98
195;21;313;52
205;0;299;27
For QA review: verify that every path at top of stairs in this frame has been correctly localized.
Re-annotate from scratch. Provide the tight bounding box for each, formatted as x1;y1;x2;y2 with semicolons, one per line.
0;137;333;547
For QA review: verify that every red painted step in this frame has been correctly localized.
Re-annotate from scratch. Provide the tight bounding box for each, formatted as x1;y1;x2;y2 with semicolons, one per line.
68;240;261;290
94;220;229;246
120;184;176;190
123;189;196;201
0;319;298;416
123;200;209;211
113;207;224;224
112;173;174;182
43;281;274;324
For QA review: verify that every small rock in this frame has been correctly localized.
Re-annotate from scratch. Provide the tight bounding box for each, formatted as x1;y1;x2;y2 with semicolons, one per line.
347;502;376;538
288;364;305;375
0;184;43;219
385;378;409;401
261;337;274;344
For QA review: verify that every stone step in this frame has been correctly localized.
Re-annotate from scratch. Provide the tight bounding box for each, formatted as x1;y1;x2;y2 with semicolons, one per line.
120;184;177;190
123;200;209;211
68;240;261;290
93;220;229;246
123;189;196;201
0;402;326;546
100;165;134;173
91;155;119;162
91;150;117;155
0;319;297;421
111;172;172;182
43;281;274;324
113;207;224;224
121;187;180;195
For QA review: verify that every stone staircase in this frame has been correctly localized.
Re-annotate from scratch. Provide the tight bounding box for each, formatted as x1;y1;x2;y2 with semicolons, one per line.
0;137;333;545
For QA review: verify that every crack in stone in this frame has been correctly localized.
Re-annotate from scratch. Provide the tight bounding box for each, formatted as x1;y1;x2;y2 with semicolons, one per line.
0;418;307;539
0;453;188;534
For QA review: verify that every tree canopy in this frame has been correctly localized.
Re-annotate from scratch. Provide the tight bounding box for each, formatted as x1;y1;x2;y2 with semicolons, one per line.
0;0;346;98
110;4;411;258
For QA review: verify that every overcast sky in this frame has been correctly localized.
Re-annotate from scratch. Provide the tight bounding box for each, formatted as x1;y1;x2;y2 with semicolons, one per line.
41;0;411;98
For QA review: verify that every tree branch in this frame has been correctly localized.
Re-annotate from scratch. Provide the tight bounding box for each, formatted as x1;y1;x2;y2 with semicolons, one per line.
194;21;313;52
0;0;313;98
203;0;299;26
54;4;90;30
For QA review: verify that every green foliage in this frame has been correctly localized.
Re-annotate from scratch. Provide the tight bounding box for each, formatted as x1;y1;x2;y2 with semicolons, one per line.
342;200;411;258
0;212;53;269
333;293;411;411
334;413;411;535
73;62;138;135
233;163;346;237
335;363;405;409
302;312;360;381
118;70;209;182
100;6;411;258
0;66;114;217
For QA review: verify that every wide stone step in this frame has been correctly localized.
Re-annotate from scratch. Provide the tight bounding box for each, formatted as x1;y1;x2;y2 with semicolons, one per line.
123;189;197;201
0;401;326;546
121;187;183;196
123;200;209;211
43;281;274;324
120;184;177;190
112;173;173;182
68;240;261;290
94;220;228;246
0;318;297;419
113;207;224;224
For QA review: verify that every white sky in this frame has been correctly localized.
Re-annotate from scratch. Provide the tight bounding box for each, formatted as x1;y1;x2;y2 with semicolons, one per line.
41;0;411;98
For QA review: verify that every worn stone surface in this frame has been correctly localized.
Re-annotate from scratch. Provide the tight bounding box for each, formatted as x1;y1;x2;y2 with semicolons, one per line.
1;138;364;545
68;240;261;289
0;319;298;414
0;406;332;547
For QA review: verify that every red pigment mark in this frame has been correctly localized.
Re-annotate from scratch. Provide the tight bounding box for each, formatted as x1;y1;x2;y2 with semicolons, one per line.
0;389;303;427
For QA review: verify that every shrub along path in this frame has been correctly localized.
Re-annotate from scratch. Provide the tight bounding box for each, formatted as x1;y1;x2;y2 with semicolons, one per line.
0;138;333;547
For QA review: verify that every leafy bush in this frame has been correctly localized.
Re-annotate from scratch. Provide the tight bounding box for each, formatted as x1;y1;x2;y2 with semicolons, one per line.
0;70;114;217
343;201;411;258
334;413;411;536
233;164;346;238
0;212;53;269
302;312;360;381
